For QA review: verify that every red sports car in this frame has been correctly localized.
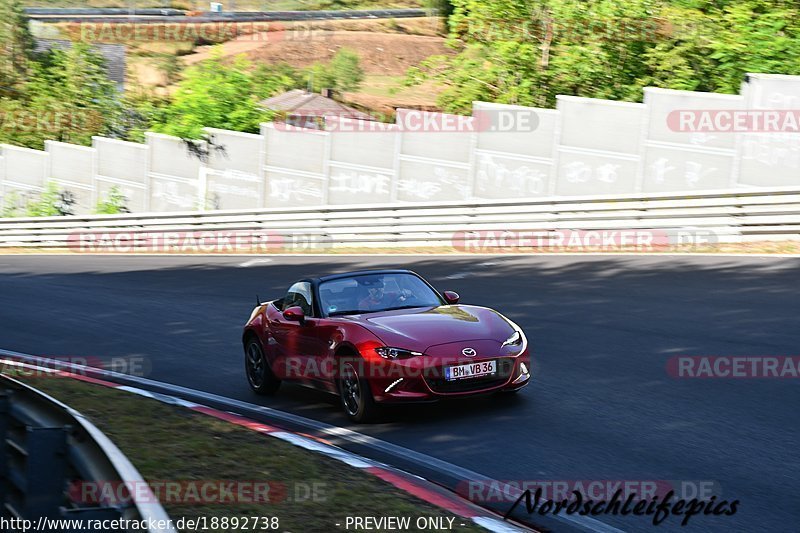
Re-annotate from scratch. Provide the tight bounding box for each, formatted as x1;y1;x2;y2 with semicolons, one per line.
242;269;531;422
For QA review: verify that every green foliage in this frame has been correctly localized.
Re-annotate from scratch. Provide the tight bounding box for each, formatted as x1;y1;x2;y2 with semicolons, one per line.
304;63;338;94
408;0;800;113
304;48;365;93
0;0;34;97
147;49;365;138
329;48;366;92
640;1;800;94
154;54;183;86
95;185;130;214
150;50;293;139
0;40;121;149
113;89;171;144
425;0;454;18
25;181;76;217
1;190;23;218
252;62;304;99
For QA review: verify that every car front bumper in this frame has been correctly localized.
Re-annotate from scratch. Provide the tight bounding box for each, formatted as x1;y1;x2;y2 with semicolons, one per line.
368;350;531;404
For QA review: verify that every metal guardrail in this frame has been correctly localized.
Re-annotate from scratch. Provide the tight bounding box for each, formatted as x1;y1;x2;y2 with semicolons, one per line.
0;187;799;249
0;373;174;532
0;350;573;533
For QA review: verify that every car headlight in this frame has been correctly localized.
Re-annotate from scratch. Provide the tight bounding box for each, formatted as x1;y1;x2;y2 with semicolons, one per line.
375;347;422;360
502;330;523;347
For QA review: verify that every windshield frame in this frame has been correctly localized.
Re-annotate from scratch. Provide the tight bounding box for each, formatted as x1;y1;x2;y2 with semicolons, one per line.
316;271;445;318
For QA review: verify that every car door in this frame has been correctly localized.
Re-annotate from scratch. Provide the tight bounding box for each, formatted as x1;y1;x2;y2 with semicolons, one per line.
268;282;328;383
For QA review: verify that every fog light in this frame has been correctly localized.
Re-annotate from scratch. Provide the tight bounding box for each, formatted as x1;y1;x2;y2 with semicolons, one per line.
512;362;530;385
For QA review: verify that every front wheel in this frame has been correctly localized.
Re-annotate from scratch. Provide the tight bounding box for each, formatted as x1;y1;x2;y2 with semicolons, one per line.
245;338;280;395
338;358;378;423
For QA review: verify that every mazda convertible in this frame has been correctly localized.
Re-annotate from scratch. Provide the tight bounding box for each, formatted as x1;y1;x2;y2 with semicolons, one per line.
242;269;531;422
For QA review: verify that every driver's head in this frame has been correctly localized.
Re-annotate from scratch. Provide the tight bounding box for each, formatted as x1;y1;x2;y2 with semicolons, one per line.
366;278;385;299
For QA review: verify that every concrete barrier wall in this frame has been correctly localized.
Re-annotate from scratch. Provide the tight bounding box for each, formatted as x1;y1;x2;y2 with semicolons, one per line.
0;73;798;215
737;74;800;187
555;96;646;196
641;88;743;193
326;116;396;205
93;136;149;212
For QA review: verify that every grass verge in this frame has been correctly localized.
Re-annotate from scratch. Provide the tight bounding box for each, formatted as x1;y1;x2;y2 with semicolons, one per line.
13;374;485;532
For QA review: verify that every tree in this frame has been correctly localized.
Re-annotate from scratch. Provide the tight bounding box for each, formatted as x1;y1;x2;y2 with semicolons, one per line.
304;48;365;94
0;42;121;149
0;0;34;97
406;0;800;113
150;50;293;139
641;1;800;94
111;88;171;144
426;0;454;18
304;63;338;94
329;48;365;92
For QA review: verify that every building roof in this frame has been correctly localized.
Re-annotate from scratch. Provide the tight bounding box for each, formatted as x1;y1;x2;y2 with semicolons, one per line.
34;39;126;89
260;89;373;121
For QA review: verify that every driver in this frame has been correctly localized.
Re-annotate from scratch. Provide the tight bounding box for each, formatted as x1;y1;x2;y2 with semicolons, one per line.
358;279;409;311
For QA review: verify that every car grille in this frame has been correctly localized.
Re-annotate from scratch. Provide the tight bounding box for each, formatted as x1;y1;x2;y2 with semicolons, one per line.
425;358;514;394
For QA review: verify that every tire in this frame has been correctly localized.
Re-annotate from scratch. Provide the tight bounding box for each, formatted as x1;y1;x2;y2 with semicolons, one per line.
244;337;280;395
337;357;378;423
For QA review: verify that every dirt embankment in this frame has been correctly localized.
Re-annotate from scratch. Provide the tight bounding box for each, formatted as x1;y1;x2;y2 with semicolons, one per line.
184;29;451;75
182;27;454;112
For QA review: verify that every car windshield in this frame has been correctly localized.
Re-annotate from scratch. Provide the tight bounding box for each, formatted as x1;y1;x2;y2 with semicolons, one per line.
319;273;443;316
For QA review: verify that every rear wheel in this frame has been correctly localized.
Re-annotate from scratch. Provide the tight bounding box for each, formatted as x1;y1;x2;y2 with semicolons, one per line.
245;337;280;395
337;357;377;423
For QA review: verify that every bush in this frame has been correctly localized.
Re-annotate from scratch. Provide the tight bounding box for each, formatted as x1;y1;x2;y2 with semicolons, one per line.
95;186;130;215
329;48;365;92
1;190;23;218
304;48;365;93
26;182;76;217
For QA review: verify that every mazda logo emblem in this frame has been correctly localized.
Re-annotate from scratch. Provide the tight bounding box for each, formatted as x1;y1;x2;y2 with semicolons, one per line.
462;348;477;357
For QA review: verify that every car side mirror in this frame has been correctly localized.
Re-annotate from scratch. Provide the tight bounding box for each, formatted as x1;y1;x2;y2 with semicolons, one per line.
443;291;460;304
282;306;305;322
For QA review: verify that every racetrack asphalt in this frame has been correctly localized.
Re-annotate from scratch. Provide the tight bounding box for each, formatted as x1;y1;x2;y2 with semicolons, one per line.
0;254;798;532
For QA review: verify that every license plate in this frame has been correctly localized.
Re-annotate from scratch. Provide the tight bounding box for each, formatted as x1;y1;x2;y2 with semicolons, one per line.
445;360;496;381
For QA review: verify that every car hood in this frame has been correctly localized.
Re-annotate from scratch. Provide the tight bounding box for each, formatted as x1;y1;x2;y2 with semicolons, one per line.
347;304;516;352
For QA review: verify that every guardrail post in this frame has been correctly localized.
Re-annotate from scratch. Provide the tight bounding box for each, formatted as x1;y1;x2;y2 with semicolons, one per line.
0;393;8;508
5;425;69;520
